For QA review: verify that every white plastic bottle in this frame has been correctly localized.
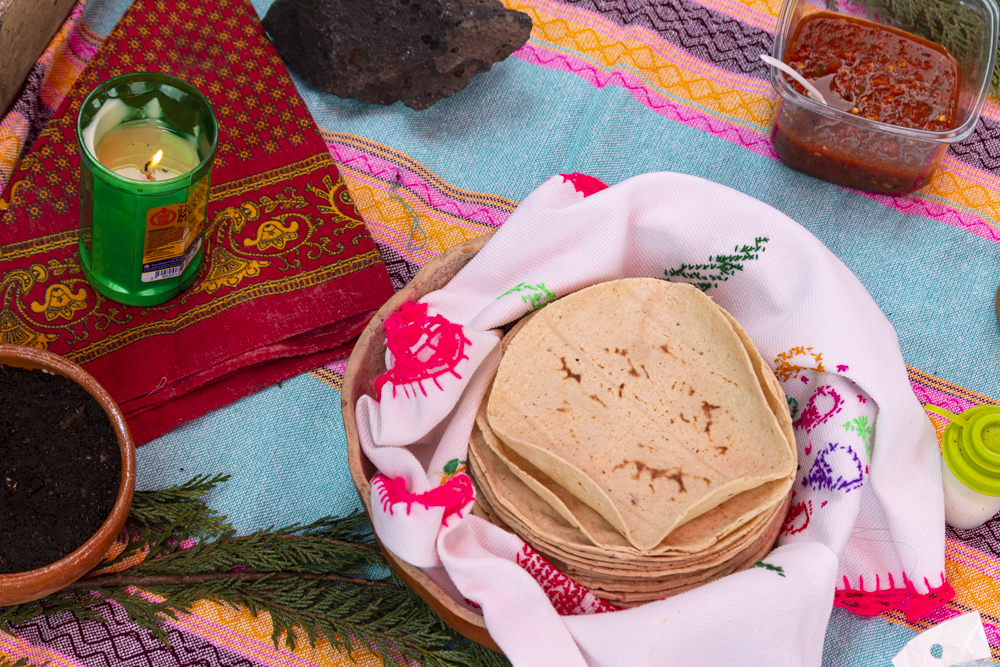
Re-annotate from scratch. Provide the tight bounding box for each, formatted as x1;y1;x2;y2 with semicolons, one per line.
932;404;1000;531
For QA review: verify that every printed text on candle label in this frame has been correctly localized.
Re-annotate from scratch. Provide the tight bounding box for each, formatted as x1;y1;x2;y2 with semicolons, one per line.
141;178;208;282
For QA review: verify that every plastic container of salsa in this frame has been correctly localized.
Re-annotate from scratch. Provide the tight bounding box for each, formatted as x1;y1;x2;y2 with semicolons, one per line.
769;0;999;194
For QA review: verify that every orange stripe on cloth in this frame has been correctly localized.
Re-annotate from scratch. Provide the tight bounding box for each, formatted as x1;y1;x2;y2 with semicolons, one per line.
686;0;780;28
0;114;29;183
38;8;89;110
156;597;384;667
338;163;495;263
77;20;105;50
914;157;1000;228
322;129;519;214
517;0;776;95
944;543;1000;661
509;0;778;133
40;50;89;112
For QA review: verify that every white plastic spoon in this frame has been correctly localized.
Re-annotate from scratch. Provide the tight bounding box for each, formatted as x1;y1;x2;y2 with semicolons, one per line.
760;54;828;105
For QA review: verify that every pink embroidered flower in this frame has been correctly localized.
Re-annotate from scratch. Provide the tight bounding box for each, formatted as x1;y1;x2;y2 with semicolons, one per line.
374;301;471;398
560;172;608;197
796;385;845;433
373;473;474;525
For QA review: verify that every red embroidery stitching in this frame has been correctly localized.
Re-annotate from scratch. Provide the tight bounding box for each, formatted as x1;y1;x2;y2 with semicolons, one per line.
373;473;474;525
560;173;608;197
796;385;845;433
780;498;812;535
516;544;619;616
373;301;471;398
834;573;955;622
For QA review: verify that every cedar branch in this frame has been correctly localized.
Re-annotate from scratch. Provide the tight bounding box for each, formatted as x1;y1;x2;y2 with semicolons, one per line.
66;571;403;590
228;534;382;554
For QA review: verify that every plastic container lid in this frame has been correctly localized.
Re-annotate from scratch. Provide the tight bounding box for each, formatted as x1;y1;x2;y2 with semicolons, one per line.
939;405;1000;497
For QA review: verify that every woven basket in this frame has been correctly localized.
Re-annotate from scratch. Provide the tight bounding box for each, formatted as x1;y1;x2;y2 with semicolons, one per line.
342;233;498;652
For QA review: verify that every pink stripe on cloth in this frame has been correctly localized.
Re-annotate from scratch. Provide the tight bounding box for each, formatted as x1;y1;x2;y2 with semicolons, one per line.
36;2;90;111
515;43;1000;241
910;381;978;416
163;613;315;667
947;539;1000;577
514;42;779;160
0;0;91;190
863;192;1000;245
68;20;101;62
0;630;91;667
327;140;512;228
985;618;1000;652
322;357;347;375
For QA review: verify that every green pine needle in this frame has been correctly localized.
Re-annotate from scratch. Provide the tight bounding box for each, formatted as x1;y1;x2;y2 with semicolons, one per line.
0;476;509;667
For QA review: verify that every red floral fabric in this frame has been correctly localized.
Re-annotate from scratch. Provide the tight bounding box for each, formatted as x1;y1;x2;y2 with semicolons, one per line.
0;0;394;444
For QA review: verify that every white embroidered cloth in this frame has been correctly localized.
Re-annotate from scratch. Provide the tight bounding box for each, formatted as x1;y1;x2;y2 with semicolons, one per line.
354;173;945;666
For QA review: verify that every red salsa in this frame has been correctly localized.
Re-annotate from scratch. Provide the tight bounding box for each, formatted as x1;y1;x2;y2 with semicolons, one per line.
771;12;961;193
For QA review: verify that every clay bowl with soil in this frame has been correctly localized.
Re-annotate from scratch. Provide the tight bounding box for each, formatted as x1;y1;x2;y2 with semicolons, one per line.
0;344;136;606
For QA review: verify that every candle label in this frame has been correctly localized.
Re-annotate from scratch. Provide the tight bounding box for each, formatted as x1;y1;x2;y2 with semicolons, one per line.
140;178;208;282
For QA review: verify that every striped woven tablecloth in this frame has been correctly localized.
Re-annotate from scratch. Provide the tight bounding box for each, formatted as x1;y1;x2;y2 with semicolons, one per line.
3;0;1000;665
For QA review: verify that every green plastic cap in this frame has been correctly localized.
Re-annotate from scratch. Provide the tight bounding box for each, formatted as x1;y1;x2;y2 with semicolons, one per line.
942;405;1000;496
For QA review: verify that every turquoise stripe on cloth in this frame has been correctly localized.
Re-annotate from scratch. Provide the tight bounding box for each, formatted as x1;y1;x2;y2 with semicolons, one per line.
136;374;364;533
823;609;919;666
310;66;1000;397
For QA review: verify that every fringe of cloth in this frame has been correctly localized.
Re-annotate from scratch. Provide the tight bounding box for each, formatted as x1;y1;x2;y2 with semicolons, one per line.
834;573;956;622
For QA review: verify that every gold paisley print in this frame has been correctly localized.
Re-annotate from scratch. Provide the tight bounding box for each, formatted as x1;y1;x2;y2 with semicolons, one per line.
242;217;300;251
30;283;88;322
199;247;270;294
0;310;59;348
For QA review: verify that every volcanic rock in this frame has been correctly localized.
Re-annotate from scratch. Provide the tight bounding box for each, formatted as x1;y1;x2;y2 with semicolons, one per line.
263;0;533;110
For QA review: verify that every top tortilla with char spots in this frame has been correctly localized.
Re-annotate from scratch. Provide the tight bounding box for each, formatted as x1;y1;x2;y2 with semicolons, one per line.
487;278;796;551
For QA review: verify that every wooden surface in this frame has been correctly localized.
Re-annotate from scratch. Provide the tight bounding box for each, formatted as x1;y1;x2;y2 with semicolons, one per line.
0;0;77;118
0;344;136;606
342;233;500;654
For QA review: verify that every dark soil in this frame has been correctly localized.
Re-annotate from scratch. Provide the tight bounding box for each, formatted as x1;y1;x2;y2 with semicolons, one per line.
0;365;121;574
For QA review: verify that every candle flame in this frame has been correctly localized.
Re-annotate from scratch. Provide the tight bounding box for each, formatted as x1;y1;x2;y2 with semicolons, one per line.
147;150;164;172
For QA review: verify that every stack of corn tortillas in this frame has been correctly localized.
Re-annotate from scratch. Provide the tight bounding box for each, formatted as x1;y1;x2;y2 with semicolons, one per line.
467;278;797;606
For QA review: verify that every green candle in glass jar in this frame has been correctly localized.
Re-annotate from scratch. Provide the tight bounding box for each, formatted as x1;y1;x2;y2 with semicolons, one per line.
76;72;217;306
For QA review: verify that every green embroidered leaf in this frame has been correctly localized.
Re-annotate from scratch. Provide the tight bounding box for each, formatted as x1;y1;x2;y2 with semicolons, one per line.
844;416;874;460
444;458;460;476
497;282;557;315
664;237;769;291
750;561;786;577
